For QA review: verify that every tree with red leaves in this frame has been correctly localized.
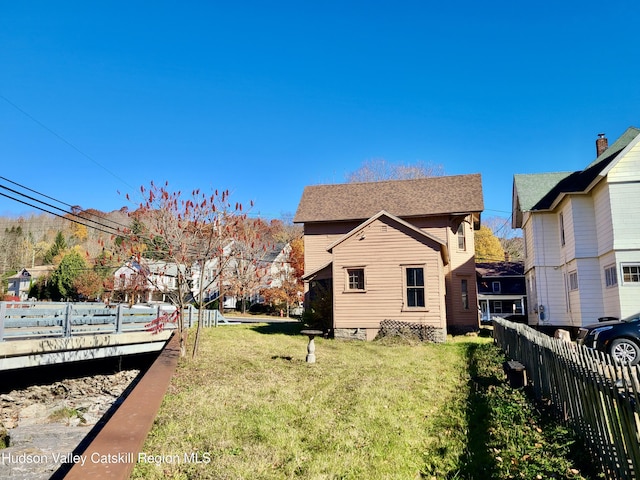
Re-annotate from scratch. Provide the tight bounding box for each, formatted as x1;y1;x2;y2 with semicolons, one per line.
118;181;249;358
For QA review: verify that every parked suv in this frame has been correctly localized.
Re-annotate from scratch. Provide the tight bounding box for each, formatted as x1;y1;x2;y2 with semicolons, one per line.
577;313;640;365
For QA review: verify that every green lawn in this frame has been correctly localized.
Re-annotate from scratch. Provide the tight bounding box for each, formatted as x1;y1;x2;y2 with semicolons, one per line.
131;323;593;480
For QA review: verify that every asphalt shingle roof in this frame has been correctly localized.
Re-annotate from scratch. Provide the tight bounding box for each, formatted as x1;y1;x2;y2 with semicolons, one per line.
293;174;484;223
514;126;640;213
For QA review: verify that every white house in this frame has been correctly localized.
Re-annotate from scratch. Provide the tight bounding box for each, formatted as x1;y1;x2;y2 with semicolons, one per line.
512;127;640;330
6;266;55;301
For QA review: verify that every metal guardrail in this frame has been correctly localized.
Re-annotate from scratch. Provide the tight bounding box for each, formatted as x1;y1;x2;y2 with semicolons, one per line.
0;301;179;341
0;301;238;342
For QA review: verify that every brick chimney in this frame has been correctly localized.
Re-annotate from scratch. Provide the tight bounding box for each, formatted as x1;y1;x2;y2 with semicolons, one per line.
596;133;608;157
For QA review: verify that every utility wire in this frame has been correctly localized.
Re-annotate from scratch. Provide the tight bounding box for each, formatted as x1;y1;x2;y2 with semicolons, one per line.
0;183;124;236
0;191;124;238
0;94;137;194
0;175;131;231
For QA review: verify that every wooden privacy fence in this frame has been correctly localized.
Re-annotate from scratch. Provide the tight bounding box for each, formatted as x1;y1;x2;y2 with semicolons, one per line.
493;318;640;480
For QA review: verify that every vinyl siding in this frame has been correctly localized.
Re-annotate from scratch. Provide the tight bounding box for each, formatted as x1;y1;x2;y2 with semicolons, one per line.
567;197;597;259
574;258;604;326
610;182;640;251
615;251;640;318
534;266;568;326
599;252;621;319
593;181;614;255
331;217;445;329
608;139;640;183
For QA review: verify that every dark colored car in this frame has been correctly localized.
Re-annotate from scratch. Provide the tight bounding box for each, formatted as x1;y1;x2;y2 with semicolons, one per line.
577;313;640;364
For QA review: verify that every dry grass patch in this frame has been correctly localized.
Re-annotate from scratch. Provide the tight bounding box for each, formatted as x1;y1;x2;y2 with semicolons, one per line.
132;323;475;479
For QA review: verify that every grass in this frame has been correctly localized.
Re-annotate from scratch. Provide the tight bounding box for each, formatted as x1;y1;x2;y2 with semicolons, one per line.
131;323;595;480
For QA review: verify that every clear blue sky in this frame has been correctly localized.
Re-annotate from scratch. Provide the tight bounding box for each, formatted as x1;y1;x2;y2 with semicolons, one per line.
1;1;637;234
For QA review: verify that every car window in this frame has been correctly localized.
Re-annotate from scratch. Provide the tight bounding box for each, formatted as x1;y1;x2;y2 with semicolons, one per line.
623;314;640;323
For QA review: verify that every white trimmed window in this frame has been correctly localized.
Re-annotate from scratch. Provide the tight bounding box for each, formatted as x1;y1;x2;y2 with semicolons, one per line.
568;271;578;291
404;266;426;308
559;212;566;247
604;265;618;288
622;264;640;284
346;268;365;291
457;223;466;251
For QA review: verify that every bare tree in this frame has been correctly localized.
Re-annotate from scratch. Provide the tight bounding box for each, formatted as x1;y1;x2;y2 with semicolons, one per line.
345;159;444;183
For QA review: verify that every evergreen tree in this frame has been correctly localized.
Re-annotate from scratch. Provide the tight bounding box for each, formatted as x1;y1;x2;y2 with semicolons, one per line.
44;232;67;264
49;250;86;300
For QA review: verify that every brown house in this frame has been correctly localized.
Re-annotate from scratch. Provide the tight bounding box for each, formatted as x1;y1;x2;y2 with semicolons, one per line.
293;174;484;340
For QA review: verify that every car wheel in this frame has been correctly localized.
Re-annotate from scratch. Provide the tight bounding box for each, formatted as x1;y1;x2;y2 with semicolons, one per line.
610;338;640;365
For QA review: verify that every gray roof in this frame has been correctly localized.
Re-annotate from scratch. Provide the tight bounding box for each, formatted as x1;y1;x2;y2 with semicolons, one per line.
294;174;484;223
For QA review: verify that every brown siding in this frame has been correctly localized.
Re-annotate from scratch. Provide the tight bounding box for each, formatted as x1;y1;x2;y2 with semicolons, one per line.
331;217;445;329
303;221;361;275
445;217;480;330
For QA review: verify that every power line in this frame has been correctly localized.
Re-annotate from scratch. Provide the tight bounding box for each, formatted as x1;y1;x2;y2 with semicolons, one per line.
0;93;137;194
0;175;132;231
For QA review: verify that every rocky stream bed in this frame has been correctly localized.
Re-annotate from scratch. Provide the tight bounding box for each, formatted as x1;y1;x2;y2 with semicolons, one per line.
0;369;140;479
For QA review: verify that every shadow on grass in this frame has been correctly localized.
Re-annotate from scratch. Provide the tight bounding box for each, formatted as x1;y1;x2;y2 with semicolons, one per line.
450;342;501;479
250;321;305;336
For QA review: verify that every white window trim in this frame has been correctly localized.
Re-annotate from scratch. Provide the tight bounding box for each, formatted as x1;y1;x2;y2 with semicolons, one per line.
621;263;640;285
568;270;578;291
604;264;618;288
457;223;466;251
344;266;366;292
401;264;428;311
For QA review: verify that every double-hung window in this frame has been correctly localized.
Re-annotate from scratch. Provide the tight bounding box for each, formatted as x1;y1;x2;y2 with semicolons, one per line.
457;223;466;251
604;265;617;288
405;266;426;308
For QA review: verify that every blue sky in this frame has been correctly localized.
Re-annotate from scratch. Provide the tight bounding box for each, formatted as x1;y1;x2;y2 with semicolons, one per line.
1;1;637;234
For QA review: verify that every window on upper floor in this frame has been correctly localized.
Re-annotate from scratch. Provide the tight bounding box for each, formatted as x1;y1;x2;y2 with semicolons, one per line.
457;223;466;251
492;281;501;293
622;264;640;284
559;212;566;247
605;265;618;288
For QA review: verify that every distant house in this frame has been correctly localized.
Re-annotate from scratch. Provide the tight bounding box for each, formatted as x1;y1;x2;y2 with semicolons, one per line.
512;127;640;330
6;266;55;301
112;260;178;304
294;174;484;340
476;261;526;322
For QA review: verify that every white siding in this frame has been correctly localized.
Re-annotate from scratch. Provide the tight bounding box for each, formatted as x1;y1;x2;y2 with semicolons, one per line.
599;251;621;319
575;258;604;326
534;266;568;326
593;181;614;255
608;140;640;183
568;197;597;258
615;251;640;318
610;182;640;251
